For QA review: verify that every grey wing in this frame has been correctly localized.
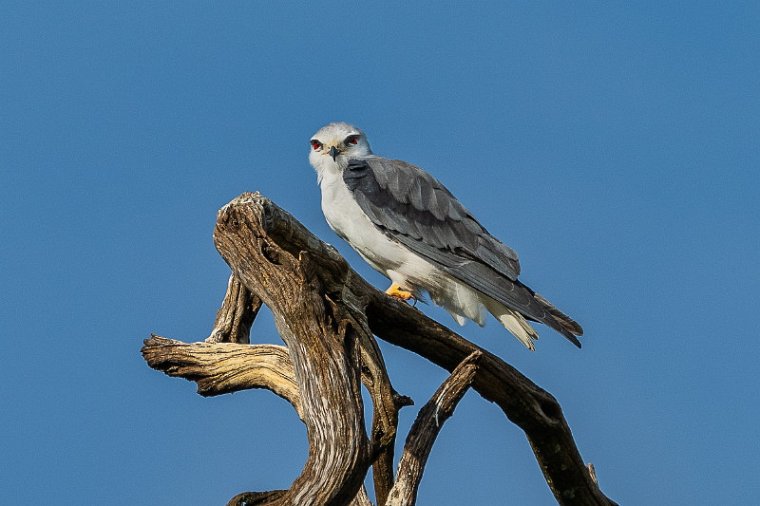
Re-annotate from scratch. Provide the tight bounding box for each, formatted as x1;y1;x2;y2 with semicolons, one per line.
342;157;566;332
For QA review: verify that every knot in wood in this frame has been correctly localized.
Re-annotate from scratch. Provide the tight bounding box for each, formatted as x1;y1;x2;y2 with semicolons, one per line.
260;239;281;265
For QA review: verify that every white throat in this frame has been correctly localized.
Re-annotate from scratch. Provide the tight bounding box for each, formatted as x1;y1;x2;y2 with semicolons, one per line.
310;152;346;185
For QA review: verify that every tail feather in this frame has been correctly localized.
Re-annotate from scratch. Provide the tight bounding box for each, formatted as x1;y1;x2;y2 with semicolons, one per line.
533;292;583;347
482;297;539;351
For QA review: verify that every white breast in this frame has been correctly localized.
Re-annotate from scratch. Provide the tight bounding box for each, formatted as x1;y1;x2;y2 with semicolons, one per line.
319;169;410;275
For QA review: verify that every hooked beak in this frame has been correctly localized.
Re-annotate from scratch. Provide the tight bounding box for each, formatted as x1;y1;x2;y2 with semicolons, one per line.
328;146;339;161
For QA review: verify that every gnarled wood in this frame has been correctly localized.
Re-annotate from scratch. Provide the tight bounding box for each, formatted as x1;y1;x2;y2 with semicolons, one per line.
141;336;377;506
386;350;481;506
141;335;301;415
215;195;371;505
257;193;616;506
206;274;262;344
142;192;617;506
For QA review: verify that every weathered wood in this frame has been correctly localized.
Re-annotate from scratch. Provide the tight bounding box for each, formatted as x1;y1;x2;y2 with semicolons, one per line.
142;192;616;506
145;280;408;505
227;487;373;506
141;336;377;505
217;194;408;505
214;195;371;505
141;335;301;416
257;193;616;506
342;303;401;506
206;274;262;344
365;302;615;505
386;351;481;506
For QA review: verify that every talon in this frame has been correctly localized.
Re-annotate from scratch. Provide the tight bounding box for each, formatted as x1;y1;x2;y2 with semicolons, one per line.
385;282;415;302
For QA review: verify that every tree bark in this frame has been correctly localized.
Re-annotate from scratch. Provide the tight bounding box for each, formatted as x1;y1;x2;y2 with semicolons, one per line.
205;274;262;344
215;195;371;505
386;351;482;506
142;335;300;415
259;193;615;505
142;192;617;506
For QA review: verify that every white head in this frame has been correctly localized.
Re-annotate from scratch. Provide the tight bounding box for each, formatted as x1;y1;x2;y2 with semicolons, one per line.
309;122;373;180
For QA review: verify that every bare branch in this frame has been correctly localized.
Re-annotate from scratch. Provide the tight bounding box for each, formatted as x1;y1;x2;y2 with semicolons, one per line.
142;334;381;506
206;274;262;344
258;193;617;506
142;192;617;506
364;301;618;505
141;335;301;416
386;351;482;506
148;283;407;505
351;309;405;506
214;194;371;505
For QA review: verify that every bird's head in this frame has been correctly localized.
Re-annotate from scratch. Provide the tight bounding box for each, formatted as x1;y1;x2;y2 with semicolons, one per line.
309;122;372;176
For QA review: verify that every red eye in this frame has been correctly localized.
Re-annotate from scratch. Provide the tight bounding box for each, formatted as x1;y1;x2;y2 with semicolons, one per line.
310;140;322;150
346;135;360;145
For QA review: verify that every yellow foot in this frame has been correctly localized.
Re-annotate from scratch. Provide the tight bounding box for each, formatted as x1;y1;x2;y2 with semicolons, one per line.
385;282;415;302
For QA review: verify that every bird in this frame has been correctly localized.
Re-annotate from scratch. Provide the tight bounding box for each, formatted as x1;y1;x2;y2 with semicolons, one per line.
308;122;583;350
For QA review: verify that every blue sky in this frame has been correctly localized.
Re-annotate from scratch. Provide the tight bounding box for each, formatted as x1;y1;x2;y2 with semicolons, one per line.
2;2;758;504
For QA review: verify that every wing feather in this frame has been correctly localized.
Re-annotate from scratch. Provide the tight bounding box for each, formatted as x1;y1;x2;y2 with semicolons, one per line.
345;157;535;296
344;158;519;273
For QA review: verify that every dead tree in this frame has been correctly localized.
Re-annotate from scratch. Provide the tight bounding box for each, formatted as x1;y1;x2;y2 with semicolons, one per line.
141;192;617;506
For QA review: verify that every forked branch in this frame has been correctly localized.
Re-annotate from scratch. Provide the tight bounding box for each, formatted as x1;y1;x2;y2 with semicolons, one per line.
142;192;616;506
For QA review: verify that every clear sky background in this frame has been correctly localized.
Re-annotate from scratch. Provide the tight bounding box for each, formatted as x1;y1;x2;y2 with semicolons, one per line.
2;2;758;505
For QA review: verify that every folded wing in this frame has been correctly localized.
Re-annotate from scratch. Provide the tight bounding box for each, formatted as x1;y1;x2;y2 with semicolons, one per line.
343;157;582;345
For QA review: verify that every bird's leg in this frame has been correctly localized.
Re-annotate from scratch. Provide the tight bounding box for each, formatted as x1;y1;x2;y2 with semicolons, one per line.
385;282;415;302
